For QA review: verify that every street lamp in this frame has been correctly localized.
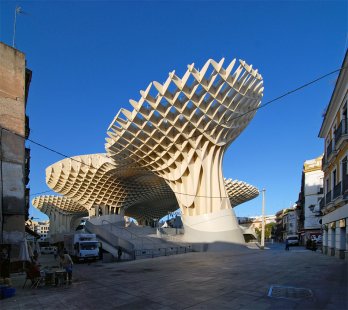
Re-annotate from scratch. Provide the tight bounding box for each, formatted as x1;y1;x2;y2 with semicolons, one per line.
260;189;266;250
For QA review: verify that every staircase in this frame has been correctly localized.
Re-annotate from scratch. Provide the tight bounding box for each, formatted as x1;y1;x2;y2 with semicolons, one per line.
85;217;193;260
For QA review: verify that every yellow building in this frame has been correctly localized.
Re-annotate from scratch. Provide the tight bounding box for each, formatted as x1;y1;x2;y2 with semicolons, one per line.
318;50;348;260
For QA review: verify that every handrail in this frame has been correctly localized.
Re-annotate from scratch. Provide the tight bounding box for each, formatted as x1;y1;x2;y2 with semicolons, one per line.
85;220;135;256
134;245;193;259
101;219;157;249
86;220;193;259
156;228;185;244
101;220;135;239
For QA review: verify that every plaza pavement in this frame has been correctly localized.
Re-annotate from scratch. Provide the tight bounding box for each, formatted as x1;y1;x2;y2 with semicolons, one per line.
1;243;347;309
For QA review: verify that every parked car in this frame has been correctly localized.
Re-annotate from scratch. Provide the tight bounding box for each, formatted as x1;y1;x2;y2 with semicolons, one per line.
286;236;299;246
40;246;56;254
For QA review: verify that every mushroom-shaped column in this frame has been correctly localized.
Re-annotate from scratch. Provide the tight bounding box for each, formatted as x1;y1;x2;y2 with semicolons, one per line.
225;179;260;207
32;195;88;243
106;58;263;245
44;153;177;220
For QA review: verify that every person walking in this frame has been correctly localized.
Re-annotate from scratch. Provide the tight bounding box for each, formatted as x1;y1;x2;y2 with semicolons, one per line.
59;252;73;284
118;247;122;262
53;247;58;260
285;238;289;251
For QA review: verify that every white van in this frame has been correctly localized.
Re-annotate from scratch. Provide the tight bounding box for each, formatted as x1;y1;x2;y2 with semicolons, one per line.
286;236;299;246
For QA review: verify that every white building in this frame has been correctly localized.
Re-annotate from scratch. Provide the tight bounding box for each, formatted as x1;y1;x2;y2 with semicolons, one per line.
283;208;298;238
26;220;50;242
37;221;50;242
303;156;324;239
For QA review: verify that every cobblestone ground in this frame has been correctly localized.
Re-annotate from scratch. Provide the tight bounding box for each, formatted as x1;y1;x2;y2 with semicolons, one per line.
1;243;347;309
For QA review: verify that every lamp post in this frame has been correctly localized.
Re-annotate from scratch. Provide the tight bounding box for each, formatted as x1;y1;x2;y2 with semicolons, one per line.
260;189;266;250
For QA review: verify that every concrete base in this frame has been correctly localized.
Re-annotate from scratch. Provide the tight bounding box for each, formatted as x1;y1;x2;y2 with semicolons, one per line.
329;247;335;256
323;246;328;255
335;249;346;259
181;208;245;250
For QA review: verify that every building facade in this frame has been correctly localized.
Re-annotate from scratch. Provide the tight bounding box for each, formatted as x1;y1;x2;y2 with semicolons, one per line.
26;220;50;242
297;156;324;244
318;51;348;260
283;208;298;238
0;42;31;259
274;207;298;241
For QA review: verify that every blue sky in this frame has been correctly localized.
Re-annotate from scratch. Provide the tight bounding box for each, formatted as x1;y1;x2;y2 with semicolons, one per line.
1;0;347;220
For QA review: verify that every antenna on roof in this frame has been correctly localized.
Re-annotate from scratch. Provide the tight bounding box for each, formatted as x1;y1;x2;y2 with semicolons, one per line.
12;5;25;48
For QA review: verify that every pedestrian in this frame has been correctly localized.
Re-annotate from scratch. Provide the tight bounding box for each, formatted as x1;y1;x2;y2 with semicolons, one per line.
118;247;122;261
53;247;58;260
59;252;73;284
285;238;289;251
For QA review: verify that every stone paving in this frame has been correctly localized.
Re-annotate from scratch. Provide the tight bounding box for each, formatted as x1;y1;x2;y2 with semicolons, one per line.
0;243;347;309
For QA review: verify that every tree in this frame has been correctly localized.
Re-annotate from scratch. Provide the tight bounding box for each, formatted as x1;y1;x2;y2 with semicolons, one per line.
255;222;276;241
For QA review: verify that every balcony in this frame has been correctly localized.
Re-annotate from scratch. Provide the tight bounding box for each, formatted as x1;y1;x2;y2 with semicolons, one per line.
326;191;332;205
333;182;342;200
324;119;348;169
322;155;326;168
343;174;348;194
326;140;333;158
334;118;348;149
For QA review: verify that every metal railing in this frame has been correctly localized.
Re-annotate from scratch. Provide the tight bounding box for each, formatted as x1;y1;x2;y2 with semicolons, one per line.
326;191;332;204
86;220;193;260
333;182;342;199
157;227;185;243
322;156;326;167
326;140;333;158
101;219;157;250
85;220;135;257
134;245;193;259
319;197;325;210
335;118;348;144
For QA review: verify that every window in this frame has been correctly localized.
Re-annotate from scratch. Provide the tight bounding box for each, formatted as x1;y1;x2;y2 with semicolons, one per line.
333;170;337;188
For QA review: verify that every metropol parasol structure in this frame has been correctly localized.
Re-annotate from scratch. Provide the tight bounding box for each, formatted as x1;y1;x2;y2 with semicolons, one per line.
33;57;263;246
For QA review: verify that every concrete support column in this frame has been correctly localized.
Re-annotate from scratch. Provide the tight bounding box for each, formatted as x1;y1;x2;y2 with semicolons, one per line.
62;214;70;232
345;219;348;261
88;206;95;217
104;205;109;215
335;221;343;259
328;225;335;256
323;229;328;255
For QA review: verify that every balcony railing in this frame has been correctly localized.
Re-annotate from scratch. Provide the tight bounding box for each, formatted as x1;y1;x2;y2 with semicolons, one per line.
343;174;348;194
320;197;325;210
326;191;332;204
333;182;342;199
335;118;348;144
326;140;333;158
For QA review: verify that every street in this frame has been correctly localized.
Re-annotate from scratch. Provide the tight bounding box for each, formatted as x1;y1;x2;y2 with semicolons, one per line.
1;243;347;309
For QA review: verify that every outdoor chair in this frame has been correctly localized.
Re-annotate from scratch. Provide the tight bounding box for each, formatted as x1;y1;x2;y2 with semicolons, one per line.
23;265;44;289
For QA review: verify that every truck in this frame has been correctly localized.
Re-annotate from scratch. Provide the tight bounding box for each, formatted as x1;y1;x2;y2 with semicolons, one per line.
63;233;99;262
